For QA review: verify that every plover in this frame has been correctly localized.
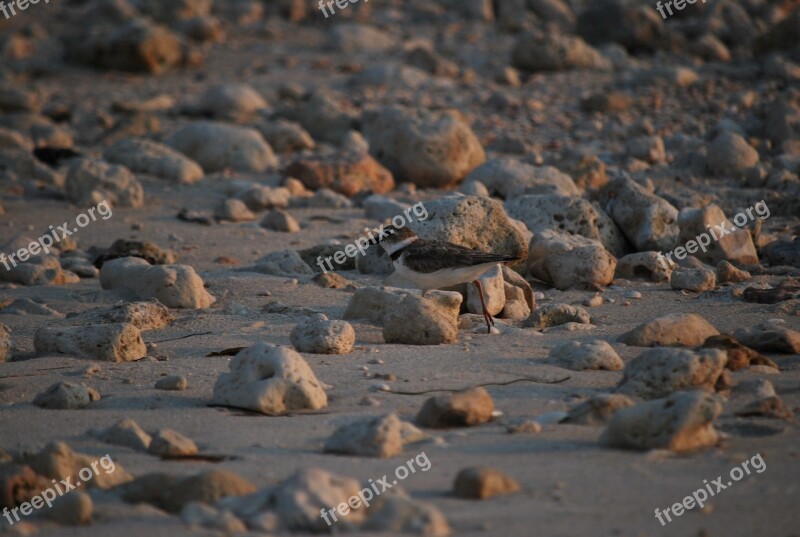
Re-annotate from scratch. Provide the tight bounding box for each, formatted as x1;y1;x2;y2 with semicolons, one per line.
379;226;521;333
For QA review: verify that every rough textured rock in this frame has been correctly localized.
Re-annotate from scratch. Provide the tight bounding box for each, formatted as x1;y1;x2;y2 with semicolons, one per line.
33;382;97;410
69;300;174;332
527;231;616;290
64;18;185;74
290;314;355;354
344;287;455;324
733;324;800;354
275;92;358;145
617;348;728;399
105;138;203;184
547;340;624;371
702;335;777;372
34;323;146;362
100;257;215;309
43;492;93;526
0;323;10;362
453;467;520;499
677;205;758;266
619;313;719;347
670;266;717;293
21;442;132;489
363;106;485;188
600;391;722;452
466;159;579;199
364;195;411;221
615;252;673;282
260;209;300;232
577;0;666;53
417;387;494;428
211;343;328;415
383;291;462;345
562;393;636;426
248;249;314;277
161;471;256;514
285;150;394;197
506;194;626;257
363;493;451;536
525;304;591;329
253;119;315;153
717;261;751;283
512;32;611;72
216;198;256;222
166;121;277;173
148;429;199;457
598;177;679;252
155;375;188;391
91;418;152;451
195;84;267;122
65;158;144;208
412;195;528;260
324;413;404;458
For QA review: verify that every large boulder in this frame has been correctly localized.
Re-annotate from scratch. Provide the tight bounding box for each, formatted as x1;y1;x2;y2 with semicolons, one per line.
617;348;727;399
211;343;328;415
363;106;485;188
166;121;277;173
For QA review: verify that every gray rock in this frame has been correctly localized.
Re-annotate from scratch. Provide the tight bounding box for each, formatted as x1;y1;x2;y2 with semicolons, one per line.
527;231;616;290
383;291;462;345
362;493;451;536
148;429;199;457
733;323;800;354
706;132;759;176
506;194;626;257
512;32;611;72
324;414;405;458
166;121;277;173
562;393;635;425
215;198;256;222
617;347;727;399
619;312;719;347
615;252;673;282
104;138;203;184
670;266;716;292
195;84;267;122
466;159;579;199
100;257;215;308
260;209;300;232
91;418;152;451
249;249;313;276
600;391;722;452
33;381;97;409
363;106;485;188
65;158;144;208
253;119;315;153
155;376;188;391
547;340;623;371
525;303;591;329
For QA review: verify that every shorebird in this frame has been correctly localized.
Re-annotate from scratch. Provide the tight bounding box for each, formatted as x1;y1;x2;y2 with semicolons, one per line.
378;226;521;333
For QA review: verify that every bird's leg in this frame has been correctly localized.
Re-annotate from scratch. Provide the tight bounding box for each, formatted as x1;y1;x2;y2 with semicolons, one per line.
473;280;494;333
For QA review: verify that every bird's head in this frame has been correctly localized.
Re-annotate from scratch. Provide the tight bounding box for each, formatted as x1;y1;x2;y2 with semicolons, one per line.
378;225;418;255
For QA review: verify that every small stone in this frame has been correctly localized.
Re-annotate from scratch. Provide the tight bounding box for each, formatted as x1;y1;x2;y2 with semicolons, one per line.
155;375;188;391
547;340;623;371
290;314;355;354
505;419;542;434
324;414;404;458
215;199;256;222
35;323;147;362
717;261;751;283
670;266;717;292
562;393;636;426
33;382;95;410
148;429;199;457
735;396;794;420
584;294;604;307
524;304;591;329
260;209;300;232
733;323;800;354
91;418;152;451
312;272;351;289
361;492;450;536
417;387;494;428
453;467;520;499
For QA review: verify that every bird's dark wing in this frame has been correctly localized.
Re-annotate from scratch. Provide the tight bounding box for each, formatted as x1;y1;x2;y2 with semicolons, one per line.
402;241;520;274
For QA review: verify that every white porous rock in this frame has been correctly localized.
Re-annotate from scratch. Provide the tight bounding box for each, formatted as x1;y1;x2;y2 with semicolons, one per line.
34;323;146;362
379;291;463;345
290;314;355;355
466;264;505;317
323;413;405;458
100;257;215;309
212;343;328;415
